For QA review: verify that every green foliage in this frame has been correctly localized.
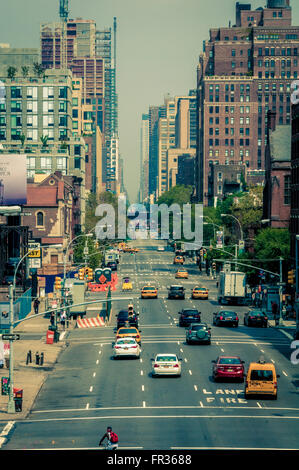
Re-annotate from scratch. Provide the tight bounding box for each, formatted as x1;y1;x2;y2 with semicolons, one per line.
73;236;103;270
157;185;193;207
254;228;290;261
7;66;17;79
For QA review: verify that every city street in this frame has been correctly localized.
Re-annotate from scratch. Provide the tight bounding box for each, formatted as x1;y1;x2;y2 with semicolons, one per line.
1;241;299;450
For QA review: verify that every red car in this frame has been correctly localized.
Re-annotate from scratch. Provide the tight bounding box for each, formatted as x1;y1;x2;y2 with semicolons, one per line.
212;356;245;382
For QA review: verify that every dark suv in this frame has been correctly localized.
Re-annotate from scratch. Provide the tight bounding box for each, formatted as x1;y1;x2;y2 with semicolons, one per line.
107;261;117;271
179;308;201;327
167;285;185;299
116;310;139;329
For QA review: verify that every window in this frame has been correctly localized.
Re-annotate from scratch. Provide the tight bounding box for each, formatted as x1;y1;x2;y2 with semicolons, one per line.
40;157;52;170
36;212;44;227
284;175;291;205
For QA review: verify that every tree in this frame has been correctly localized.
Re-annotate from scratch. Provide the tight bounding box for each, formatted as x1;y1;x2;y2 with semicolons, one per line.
33;62;44;78
21;66;29;78
7;66;17;80
157;185;193;207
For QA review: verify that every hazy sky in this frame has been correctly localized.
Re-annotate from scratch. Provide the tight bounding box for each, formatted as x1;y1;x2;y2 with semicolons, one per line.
2;0;299;202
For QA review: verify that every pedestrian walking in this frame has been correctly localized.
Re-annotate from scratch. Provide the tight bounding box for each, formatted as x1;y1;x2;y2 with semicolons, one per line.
50;311;55;326
33;298;40;314
271;301;278;325
60;311;66;330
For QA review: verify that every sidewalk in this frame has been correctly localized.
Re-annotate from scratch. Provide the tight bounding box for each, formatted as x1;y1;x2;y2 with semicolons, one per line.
0;308;74;421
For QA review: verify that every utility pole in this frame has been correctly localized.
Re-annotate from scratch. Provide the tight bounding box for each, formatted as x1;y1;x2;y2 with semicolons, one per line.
7;284;15;413
278;257;284;326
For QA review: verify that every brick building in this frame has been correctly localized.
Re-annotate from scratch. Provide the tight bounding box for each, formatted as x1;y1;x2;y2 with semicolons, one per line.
290;102;299;258
22;171;82;274
196;0;299;206
263;110;291;228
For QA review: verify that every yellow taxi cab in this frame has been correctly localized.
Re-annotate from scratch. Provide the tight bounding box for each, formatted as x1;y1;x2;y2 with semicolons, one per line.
116;327;141;344
122;276;133;291
141;285;158;299
192;286;209;299
175;268;188;279
245;359;280;400
173;255;184;265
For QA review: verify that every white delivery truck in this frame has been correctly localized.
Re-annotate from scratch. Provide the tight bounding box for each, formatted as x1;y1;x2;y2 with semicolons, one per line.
217;271;246;305
65;279;87;318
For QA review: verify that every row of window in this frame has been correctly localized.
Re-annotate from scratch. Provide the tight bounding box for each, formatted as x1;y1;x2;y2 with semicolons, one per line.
209;117;251;124
9;86;68;99
209;149;250;157
208;105;251;113
208;138;251;146
209;128;251;136
258;71;298;79
258;47;298;57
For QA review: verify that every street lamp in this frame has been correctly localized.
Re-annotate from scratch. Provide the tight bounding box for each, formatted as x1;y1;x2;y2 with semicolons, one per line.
221;213;244;241
62;232;94;311
7;243;62;414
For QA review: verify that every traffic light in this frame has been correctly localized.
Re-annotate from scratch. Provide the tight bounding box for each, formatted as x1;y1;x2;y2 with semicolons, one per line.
288;270;295;285
87;267;93;281
54;276;62;290
212;262;216;271
78;268;84;280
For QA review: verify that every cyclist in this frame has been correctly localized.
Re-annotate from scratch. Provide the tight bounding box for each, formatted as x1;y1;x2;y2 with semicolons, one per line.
99;426;119;450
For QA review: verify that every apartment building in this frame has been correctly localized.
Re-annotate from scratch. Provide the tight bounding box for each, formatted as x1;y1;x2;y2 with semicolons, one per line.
196;0;299;206
139;113;149;203
0;68;86;227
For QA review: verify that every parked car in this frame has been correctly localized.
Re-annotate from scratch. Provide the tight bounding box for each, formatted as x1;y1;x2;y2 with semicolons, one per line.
244;310;268;328
178;308;201;327
151;353;182;377
186;323;211;344
213;310;239;327
212;355;245;382
167;285;185;299
173;256;184;265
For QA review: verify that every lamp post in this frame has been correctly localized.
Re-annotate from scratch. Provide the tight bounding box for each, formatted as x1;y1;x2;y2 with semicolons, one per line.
221;213;244;241
7;243;62;413
62;233;94;311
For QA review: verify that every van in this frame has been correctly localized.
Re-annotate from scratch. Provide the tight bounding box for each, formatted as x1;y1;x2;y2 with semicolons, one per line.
245;360;280;399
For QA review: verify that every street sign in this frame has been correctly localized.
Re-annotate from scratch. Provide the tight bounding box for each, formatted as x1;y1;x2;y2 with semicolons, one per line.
277;282;286;287
28;242;41;258
1;334;20;341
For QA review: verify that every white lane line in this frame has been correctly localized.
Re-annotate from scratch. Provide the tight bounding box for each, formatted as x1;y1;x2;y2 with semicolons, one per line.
140;358;143;363
220;348;224;352
282;371;288;377
271;359;275;364
257;402;262;408
184;358;188;363
141;385;145;392
199;401;203;407
180;348;184;353
86;403;89;410
189;370;192;376
93;372;96;378
143;401;146;408
260;349;264;353
89;386;93;392
194;385;198;391
140;370;144;376
96;360;99;365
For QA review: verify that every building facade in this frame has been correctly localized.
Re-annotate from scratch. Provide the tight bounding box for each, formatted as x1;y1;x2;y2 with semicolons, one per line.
196;0;299;205
263;110;291;228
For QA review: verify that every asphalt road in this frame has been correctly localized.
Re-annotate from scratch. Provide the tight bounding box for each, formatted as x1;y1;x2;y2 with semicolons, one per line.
2;240;299;450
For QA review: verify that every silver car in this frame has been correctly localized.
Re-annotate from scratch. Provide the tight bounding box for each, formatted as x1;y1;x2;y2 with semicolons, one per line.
151;353;182;377
113;338;141;359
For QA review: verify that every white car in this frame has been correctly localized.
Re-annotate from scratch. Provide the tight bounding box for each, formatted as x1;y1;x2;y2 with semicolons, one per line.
113;338;141;359
157;246;165;251
151;353;182;376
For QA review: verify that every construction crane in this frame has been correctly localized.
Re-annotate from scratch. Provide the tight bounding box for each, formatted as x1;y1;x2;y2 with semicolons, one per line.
59;0;69;68
59;0;69;21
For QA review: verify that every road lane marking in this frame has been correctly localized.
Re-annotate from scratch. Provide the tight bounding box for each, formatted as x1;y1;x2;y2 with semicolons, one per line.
189;370;192;375
184;358;188;363
96;360;99;365
282;371;288;376
220;348;224;352
86;403;89;410
271;359;275;364
93;372;96;378
257;402;262;408
194;385;198;391
140;370;144;376
143;401;146;408
89;386;93;392
142;385;145;392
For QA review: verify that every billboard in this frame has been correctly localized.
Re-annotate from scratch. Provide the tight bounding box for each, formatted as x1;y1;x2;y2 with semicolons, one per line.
0;154;27;205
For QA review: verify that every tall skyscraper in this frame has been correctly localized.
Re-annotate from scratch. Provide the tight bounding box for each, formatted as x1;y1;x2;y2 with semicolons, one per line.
139;113;149;203
196;0;299;206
